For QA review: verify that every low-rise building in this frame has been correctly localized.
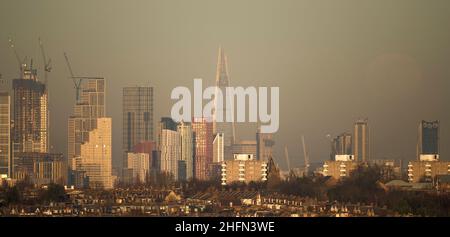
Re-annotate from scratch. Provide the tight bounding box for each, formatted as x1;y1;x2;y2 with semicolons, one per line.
322;160;358;180
407;160;450;183
221;154;267;185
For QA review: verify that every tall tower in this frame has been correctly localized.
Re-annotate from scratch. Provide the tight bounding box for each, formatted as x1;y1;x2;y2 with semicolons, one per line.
256;128;275;161
159;117;181;180
178;121;193;180
0;92;11;178
417;120;439;161
13;65;48;153
68;78;113;188
122;86;154;167
192;117;213;180
213;47;235;147
353;119;369;162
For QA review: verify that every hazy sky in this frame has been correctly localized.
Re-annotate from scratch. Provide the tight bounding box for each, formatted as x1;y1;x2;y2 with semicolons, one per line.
1;0;449;170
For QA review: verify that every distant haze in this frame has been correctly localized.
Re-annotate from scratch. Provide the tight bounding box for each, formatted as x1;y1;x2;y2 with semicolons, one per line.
1;0;449;170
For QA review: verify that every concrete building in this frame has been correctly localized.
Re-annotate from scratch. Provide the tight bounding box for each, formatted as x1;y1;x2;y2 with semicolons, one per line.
417;120;439;161
0;92;11;178
178;122;193;180
322;160;358;180
75;118;113;189
407;160;450;183
213;133;224;163
127;152;150;183
159;117;181;180
232;140;257;158
122;86;154;168
221;154;268;185
13;152;67;186
13;66;48;154
353;119;369;162
68;78;113;189
331;133;353;160
68;78;106;170
256;130;275;161
192;117;213;180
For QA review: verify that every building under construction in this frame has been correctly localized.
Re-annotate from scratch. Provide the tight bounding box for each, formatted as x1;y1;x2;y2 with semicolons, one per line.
12;64;48;154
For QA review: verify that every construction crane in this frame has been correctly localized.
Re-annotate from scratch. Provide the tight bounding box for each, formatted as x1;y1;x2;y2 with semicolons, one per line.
301;135;310;176
38;37;52;84
284;145;291;172
8;37;27;77
63;52;103;103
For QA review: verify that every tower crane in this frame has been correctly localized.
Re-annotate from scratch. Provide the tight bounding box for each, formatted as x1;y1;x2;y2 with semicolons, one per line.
301;135;310;176
38;37;52;84
8;37;27;77
63;52;103;103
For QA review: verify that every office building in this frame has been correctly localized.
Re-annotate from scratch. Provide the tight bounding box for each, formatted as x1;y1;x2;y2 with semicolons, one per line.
123;86;154;168
417;120;439;161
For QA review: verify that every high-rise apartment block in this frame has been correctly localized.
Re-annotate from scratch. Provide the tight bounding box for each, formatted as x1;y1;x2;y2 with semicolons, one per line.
159;117;181;180
0;92;11;178
13;67;48;154
192;117;213;180
68;78;113;189
353;119;369;162
220;154;268;185
256;130;275;161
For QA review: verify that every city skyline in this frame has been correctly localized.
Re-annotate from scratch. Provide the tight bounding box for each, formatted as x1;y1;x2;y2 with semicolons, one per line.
1;0;450;172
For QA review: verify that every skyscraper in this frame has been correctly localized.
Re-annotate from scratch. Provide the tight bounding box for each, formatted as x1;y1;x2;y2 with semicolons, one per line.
13;66;48;153
213;133;224;163
159;117;181;180
417;120;439;161
178;121;194;180
0;92;11;178
77;118;113;189
353;119;369;162
332;133;353;160
192;117;213;180
256;129;275;162
68;78;113;189
122;86;154;167
213;47;235;147
68;79;105;169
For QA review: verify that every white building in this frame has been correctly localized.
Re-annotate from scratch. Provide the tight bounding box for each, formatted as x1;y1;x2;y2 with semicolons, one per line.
178;122;193;180
127;152;150;183
213;133;224;163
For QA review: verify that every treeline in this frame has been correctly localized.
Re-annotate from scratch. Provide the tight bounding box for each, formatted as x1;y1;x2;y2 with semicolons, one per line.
0;180;68;207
